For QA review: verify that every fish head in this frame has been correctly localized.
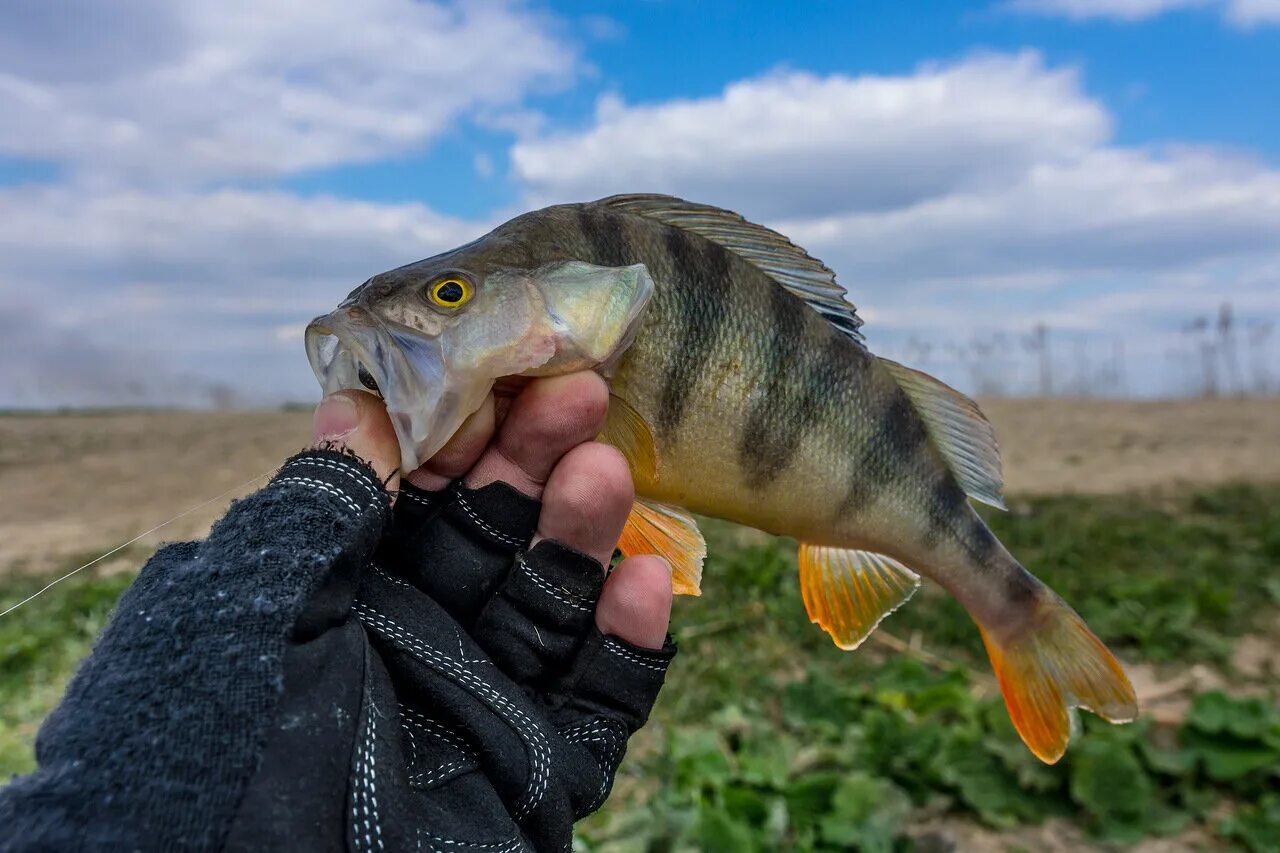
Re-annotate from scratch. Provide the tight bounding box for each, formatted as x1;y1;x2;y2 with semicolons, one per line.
305;254;654;471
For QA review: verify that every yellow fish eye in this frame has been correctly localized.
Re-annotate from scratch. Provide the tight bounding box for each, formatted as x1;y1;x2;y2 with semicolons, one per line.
428;276;473;308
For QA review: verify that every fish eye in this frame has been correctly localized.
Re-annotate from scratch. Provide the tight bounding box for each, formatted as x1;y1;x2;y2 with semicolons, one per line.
428;276;473;309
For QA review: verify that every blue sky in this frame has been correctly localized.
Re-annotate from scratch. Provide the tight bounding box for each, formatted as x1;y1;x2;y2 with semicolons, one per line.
1;0;1278;405
284;0;1280;217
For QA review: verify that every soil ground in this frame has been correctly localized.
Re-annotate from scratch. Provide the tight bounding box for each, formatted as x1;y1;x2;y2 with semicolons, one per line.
2;398;1277;851
2;397;1278;574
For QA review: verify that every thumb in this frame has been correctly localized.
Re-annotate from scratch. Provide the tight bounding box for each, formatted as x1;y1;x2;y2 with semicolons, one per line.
312;389;401;494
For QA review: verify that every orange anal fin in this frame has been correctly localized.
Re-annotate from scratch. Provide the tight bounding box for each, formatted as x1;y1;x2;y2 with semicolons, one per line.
618;498;705;596
979;600;1138;765
798;544;920;650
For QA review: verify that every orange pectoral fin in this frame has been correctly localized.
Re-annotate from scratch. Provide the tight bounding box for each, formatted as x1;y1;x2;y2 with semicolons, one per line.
979;599;1138;764
599;395;657;482
617;498;706;596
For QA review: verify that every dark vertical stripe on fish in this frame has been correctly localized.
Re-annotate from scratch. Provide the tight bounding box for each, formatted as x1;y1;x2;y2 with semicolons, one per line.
578;206;629;268
962;514;1003;568
1003;561;1043;607
922;476;967;550
656;227;732;437
838;389;927;517
739;285;811;486
919;474;1005;570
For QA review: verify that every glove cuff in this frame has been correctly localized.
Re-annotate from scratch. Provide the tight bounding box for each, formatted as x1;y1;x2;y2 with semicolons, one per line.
271;448;393;527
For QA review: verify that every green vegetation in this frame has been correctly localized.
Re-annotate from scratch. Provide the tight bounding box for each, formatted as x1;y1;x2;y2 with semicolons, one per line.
0;556;139;775
3;486;1277;849
579;484;1280;850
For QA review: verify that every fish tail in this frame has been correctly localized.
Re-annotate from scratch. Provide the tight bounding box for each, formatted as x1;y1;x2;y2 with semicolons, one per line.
977;580;1138;764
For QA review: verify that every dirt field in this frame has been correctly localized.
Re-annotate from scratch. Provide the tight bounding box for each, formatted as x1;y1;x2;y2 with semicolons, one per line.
2;397;1278;573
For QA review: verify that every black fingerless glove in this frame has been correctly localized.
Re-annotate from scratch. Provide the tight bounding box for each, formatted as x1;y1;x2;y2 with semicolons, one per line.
0;450;675;853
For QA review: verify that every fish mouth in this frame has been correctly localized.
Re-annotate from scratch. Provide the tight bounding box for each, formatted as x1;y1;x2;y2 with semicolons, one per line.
357;363;381;396
305;307;471;472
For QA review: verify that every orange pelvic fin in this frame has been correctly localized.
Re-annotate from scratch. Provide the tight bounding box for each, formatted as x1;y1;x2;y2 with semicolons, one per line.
799;544;920;650
979;598;1138;764
618;498;706;596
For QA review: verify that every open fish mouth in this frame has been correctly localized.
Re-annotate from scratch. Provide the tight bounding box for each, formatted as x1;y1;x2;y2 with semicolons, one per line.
304;260;655;472
305;307;473;472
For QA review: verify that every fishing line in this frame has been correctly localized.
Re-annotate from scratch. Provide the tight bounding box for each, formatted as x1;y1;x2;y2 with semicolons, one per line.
0;468;275;619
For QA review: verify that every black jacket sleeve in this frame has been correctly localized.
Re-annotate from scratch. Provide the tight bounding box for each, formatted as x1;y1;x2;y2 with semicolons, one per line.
0;449;675;853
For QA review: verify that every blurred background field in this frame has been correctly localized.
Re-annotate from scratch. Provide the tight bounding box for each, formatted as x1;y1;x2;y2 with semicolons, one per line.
3;398;1278;851
4;1;1280;849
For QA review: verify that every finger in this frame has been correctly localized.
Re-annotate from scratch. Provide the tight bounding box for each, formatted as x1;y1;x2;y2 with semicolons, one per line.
404;393;496;492
312;389;400;494
549;593;677;738
531;442;634;568
464;442;632;684
464;372;609;498
469;540;606;687
595;555;673;650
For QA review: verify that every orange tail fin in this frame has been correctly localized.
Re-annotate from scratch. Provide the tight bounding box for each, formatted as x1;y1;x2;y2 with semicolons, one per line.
979;598;1138;764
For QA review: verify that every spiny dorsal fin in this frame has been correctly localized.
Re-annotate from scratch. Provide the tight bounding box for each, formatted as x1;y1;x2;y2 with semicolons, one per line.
799;544;920;650
879;358;1006;510
597;194;865;344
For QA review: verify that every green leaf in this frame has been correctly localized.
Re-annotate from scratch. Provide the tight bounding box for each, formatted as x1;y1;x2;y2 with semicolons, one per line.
1068;737;1156;842
781;676;860;732
1217;793;1280;853
670;728;733;790
817;773;911;853
783;771;842;830
1183;730;1279;782
721;784;771;827
691;806;758;852
936;736;1050;827
1187;691;1277;739
736;730;797;789
1138;737;1196;778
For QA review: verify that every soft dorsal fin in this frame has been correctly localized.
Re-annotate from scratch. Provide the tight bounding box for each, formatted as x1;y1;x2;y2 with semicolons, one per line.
879;358;1006;510
597;194;865;344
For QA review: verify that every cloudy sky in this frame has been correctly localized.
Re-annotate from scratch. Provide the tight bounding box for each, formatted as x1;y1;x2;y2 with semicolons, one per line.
2;0;1278;406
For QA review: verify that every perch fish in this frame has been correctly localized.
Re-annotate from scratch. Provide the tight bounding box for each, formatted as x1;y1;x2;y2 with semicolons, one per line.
306;194;1137;763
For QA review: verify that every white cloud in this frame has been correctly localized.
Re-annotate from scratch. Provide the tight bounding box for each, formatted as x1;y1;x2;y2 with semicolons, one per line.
1005;0;1280;25
0;0;576;407
510;51;1280;396
1004;0;1211;20
2;9;1276;405
0;186;488;405
1226;0;1280;25
0;0;577;184
512;52;1280;281
782;146;1280;284
513;52;1109;219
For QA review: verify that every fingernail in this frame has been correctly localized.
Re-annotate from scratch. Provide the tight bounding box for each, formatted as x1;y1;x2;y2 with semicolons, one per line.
313;394;360;441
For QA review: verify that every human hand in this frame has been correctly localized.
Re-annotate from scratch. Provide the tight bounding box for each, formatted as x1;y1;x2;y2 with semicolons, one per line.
267;373;677;851
1;373;675;853
311;372;674;649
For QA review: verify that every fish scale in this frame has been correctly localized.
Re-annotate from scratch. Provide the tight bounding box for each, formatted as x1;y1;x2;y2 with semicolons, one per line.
305;193;1138;764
